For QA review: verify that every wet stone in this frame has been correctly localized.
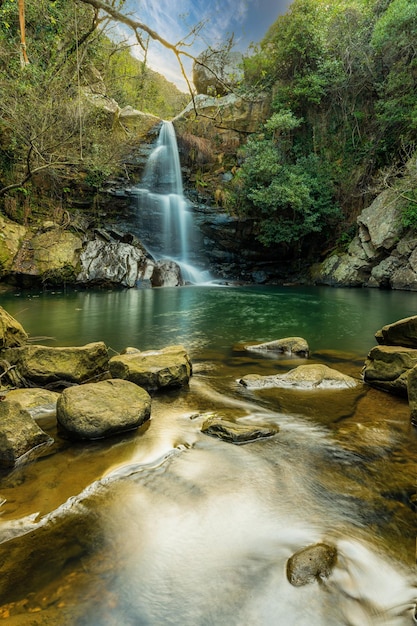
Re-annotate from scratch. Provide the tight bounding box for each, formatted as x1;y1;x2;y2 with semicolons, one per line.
201;417;279;444
286;542;338;587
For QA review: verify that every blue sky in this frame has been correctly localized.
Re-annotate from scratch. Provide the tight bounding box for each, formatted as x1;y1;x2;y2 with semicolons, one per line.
120;0;293;90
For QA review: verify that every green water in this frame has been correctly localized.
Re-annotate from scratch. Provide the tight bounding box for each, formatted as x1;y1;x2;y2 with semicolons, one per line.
0;285;416;625
3;284;417;356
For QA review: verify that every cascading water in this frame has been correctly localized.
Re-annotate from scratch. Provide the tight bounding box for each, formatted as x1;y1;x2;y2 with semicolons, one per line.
134;121;210;284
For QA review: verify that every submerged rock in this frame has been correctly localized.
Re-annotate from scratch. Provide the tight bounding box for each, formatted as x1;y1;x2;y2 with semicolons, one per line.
201;417;279;443
362;345;417;396
0;306;28;349
244;337;309;357
109;345;192;391
56;378;151;440
239;364;358;390
0;400;53;468
286;542;337;587
0;342;109;388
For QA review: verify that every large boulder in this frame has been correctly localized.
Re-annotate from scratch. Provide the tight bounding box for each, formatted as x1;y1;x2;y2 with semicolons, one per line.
1;342;109;387
239;364;358;390
362;345;417;395
286;543;337;587
375;315;417;348
151;260;184;287
77;239;152;288
11;224;83;283
244;337;309;357
0;306;28;349
193;49;244;96
109;345;192;392
0;400;53;468
56;378;151;440
0;214;27;277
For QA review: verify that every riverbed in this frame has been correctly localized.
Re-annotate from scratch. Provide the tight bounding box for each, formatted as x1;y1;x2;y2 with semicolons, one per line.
0;285;415;625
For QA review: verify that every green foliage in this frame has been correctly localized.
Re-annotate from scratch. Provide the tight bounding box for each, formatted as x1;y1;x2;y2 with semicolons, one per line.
234;114;341;247
400;191;417;228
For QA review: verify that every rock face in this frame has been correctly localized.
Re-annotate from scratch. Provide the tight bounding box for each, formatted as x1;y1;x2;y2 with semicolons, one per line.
239;364;358;390
109;345;192;392
56;378;151;440
312;188;417;290
0;306;28;348
193;49;244;96
244;337;309;357
201;417;279;443
0;401;53;468
286;543;337;587
1;342;109;387
175;93;271;136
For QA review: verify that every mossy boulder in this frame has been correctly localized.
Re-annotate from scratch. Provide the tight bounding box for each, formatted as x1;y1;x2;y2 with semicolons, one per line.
375;315;417;349
56;378;151;440
286;543;337;587
0;305;28;349
239;364;358;390
0;214;27;277
201;417;279;443
109;345;192;391
1;342;109;387
0;400;53;468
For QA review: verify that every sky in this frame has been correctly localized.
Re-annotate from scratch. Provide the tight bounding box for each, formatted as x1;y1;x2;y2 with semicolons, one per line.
119;0;293;91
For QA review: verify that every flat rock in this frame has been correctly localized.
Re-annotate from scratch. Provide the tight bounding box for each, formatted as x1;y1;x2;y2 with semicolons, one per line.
239;364;358;390
56;378;151;440
201;417;279;443
109;345;192;391
244;337;309;357
0;400;53;468
286;542;337;586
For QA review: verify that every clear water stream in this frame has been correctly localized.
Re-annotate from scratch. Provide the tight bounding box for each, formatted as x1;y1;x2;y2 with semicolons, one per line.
0;285;415;625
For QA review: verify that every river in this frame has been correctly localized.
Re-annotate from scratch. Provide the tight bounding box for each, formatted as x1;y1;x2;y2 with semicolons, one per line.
0;284;415;625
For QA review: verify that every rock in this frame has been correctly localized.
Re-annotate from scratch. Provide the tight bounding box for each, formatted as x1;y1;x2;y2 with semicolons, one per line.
362;345;417;396
239;364;358;390
77;240;151;288
11;229;82;284
109;345;192;392
201;417;279;443
0;306;28;349
118;106;161;136
245;337;309;357
375;315;417;348
406;366;417;425
4;388;59;418
151;260;184;287
357;189;404;254
175;93;271;136
1;342;109;388
193;49;244;96
0;400;53;468
56;378;151;440
310;250;369;287
0;214;27;277
286;543;337;587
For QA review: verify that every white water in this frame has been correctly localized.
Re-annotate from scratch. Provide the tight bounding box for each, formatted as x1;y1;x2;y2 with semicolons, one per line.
134;121;210;284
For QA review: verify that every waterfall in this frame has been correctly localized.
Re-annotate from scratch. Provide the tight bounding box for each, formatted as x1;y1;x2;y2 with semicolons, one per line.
134;121;210;284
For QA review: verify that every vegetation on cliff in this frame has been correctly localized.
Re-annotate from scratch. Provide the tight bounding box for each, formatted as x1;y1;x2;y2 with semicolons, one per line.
231;0;417;253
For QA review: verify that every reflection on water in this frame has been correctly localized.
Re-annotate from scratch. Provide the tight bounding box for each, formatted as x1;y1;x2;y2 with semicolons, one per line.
0;286;416;625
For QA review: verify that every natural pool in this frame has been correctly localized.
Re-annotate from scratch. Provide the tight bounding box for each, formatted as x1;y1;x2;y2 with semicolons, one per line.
0;285;415;625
